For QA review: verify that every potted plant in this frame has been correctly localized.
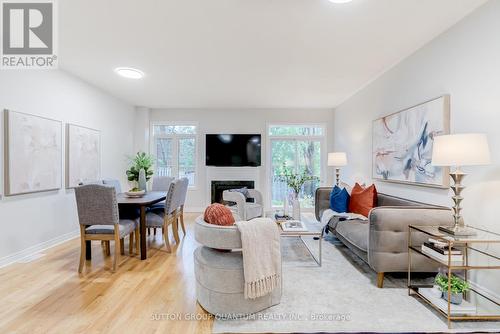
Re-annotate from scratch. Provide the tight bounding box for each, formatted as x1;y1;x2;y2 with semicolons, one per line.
435;273;470;305
126;152;155;191
275;165;319;219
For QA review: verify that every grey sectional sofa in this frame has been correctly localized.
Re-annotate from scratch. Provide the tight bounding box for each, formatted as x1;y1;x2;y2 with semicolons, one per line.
315;187;453;288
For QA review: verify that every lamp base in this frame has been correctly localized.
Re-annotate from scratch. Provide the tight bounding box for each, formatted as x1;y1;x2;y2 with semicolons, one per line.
438;225;477;236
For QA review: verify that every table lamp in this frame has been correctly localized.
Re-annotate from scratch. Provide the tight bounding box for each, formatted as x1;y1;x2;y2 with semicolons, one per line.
432;133;491;236
328;152;348;186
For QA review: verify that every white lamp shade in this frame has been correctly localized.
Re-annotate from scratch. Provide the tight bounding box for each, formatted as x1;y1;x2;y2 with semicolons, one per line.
432;133;491;167
328;152;348;166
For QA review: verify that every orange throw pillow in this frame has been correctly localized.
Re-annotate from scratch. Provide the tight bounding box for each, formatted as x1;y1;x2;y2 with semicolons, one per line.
348;183;377;217
204;203;235;226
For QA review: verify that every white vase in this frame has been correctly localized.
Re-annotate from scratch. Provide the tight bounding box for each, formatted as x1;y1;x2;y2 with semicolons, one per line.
138;168;147;191
283;197;289;217
292;197;301;220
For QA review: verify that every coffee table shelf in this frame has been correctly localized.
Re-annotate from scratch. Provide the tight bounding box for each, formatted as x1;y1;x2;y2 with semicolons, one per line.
267;212;323;266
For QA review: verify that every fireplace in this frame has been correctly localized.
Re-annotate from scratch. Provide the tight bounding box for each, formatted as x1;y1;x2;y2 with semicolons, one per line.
211;180;255;204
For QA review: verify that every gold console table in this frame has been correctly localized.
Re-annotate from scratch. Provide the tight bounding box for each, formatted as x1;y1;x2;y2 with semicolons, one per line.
408;225;500;328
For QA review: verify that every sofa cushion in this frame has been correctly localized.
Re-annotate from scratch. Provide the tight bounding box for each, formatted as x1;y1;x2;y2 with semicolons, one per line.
349;183;377;217
329;185;350;213
204;203;235;226
335;219;369;253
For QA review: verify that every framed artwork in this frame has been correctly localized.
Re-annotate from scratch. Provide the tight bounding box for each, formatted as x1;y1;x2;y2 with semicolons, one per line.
66;124;101;188
4;110;62;196
372;95;450;188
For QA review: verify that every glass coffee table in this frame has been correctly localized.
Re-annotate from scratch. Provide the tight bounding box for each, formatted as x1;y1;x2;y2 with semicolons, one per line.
266;212;323;266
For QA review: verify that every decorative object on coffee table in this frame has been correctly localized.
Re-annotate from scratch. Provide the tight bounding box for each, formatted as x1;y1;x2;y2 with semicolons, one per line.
275;164;319;220
432;133;491;236
328;152;347;186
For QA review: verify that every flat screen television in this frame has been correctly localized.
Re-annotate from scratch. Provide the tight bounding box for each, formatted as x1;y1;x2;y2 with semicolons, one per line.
206;134;261;167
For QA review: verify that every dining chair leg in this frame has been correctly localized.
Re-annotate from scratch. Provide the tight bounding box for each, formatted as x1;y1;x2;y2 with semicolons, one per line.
113;229;120;272
148;228;151;235
163;226;172;253
129;233;134;255
120;238;125;255
135;226;140;255
79;226;86;273
180;206;186;235
173;219;180;244
105;241;111;256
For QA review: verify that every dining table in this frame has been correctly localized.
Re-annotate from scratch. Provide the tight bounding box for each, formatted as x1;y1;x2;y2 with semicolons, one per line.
115;191;167;260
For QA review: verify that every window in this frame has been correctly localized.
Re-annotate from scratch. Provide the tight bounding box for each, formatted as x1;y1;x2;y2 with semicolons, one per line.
269;124;325;209
151;124;197;187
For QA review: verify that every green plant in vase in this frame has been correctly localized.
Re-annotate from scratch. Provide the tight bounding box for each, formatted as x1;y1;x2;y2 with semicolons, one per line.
275;164;319;219
435;273;470;305
126;152;155;191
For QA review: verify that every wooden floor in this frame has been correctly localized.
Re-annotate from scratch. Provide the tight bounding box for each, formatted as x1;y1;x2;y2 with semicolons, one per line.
0;213;213;334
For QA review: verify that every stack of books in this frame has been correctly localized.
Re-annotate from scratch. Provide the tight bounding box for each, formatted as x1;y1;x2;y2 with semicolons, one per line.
421;238;464;265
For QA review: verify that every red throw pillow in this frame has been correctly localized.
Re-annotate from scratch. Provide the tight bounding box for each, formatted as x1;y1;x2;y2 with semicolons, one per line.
204;203;235;226
348;183;377;217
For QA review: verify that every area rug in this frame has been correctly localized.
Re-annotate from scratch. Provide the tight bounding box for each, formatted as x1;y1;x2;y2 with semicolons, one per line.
213;215;500;333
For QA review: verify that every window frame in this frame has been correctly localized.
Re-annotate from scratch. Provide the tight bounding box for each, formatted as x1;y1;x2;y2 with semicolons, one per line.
150;121;199;190
266;123;327;211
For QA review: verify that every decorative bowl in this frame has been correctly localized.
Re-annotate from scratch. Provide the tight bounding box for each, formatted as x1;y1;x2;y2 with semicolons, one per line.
125;190;146;198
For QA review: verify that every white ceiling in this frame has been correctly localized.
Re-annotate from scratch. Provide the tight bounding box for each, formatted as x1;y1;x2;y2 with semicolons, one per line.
59;0;487;109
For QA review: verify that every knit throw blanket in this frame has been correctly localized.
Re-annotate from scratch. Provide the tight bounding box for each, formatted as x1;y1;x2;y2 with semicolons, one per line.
235;218;281;300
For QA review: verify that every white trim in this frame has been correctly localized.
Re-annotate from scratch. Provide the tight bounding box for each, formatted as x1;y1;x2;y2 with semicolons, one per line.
0;229;79;269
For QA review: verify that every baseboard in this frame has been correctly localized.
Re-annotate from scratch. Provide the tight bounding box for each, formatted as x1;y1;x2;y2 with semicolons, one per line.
0;229;79;269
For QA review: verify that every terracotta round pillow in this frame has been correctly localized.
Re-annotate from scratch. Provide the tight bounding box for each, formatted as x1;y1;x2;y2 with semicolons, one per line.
204;203;235;226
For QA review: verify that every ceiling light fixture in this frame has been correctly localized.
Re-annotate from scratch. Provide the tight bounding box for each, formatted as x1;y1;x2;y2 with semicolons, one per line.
114;67;144;79
327;0;353;3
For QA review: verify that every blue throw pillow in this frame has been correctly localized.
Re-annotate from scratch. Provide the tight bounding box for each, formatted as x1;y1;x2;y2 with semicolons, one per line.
329;185;350;213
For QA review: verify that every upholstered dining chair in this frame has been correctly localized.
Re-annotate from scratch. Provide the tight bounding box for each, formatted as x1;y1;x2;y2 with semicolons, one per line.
75;184;139;272
149;176;175;235
177;177;189;236
145;178;187;252
102;179;122;194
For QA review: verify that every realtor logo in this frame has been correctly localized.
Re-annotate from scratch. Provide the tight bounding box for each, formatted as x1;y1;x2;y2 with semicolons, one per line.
1;0;57;69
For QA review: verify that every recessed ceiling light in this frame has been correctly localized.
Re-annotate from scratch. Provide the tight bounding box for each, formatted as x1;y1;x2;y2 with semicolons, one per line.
114;67;144;79
327;0;353;3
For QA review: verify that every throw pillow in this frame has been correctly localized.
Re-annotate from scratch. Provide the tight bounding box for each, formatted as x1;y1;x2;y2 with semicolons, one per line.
349;183;377;217
204;203;235;226
329;185;350;213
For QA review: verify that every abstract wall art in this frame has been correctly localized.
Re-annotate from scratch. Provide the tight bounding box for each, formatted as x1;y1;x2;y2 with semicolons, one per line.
66;124;101;188
4;110;62;196
372;95;450;188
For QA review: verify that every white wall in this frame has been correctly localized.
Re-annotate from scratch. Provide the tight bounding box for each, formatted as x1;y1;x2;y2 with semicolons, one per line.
0;70;135;264
141;108;335;210
333;0;500;296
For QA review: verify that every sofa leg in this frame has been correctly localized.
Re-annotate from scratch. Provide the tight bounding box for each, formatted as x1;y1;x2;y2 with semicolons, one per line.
377;272;385;288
